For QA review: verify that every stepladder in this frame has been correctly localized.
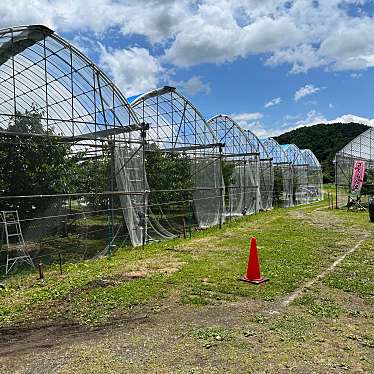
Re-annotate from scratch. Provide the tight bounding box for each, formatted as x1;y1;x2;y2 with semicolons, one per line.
1;210;34;275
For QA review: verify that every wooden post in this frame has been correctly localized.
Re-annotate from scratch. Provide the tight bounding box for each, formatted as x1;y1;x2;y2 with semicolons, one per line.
38;262;44;280
182;219;187;239
59;253;63;275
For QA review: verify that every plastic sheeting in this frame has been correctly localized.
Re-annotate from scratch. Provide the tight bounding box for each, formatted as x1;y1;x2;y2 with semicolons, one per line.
206;115;265;219
302;149;323;202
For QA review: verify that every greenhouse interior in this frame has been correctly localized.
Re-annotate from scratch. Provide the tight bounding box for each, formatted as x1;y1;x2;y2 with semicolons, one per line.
0;25;323;274
335;127;374;208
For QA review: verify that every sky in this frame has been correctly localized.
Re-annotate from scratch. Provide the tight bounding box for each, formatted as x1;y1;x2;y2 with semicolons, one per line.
1;0;374;137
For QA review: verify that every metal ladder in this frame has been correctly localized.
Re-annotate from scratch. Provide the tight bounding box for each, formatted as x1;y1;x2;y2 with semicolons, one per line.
1;211;34;275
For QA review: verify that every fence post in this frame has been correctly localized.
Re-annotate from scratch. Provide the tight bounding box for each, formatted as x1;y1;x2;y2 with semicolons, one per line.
59;253;63;275
38;262;44;280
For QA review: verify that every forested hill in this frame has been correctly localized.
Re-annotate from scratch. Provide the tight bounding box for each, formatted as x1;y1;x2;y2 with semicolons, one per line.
274;122;370;182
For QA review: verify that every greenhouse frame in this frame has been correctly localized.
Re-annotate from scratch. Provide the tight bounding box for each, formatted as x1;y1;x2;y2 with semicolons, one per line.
207;114;273;217
129;86;225;245
301;149;323;203
281;144;309;205
335;127;374;207
262;138;293;207
0;24;324;274
0;25;146;270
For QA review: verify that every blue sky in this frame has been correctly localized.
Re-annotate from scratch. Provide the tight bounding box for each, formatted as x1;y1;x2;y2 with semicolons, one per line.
1;0;374;136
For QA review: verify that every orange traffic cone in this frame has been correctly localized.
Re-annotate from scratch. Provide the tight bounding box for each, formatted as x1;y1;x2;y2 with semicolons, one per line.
240;236;268;284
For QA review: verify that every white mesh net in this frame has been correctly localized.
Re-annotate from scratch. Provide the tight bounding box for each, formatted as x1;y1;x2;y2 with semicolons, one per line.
228;161;260;216
192;158;224;228
115;145;146;247
259;160;274;210
115;144;177;247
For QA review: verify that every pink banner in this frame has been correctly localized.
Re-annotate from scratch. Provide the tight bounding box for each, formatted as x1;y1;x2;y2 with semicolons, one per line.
351;160;366;194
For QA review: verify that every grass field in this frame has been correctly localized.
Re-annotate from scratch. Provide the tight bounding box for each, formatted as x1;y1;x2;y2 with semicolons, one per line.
0;198;373;373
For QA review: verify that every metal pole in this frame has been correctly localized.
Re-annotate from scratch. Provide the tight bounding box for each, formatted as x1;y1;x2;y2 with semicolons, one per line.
335;160;338;209
141;127;147;250
219;144;223;229
189;200;192;239
108;140;115;255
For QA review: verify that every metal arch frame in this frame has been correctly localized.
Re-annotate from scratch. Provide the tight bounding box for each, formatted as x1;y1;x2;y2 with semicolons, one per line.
281;144;308;166
0;24;146;260
0;24;141;139
262;138;290;165
301;149;321;168
130;86;223;156
130;86;226;232
337;127;374;161
206;114;274;215
207;114;263;157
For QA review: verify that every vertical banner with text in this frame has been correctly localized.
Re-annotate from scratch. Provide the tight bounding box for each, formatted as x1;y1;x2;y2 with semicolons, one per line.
351;160;366;195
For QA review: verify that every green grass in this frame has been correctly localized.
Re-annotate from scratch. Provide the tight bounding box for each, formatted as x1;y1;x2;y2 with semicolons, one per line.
1;197;374;373
0;198;371;328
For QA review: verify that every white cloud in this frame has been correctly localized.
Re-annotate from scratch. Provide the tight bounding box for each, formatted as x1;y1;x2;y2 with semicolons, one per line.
351;72;363;79
294;110;327;126
225;109;374;139
0;0;125;33
327;114;374;127
264;97;282;108
329;103;334;109
99;46;164;96
229;112;276;137
276;111;374;136
2;1;374;73
176;76;211;96
294;84;321;102
231;112;263;122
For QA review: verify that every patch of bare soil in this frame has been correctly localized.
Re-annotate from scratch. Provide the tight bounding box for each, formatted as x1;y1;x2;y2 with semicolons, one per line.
0;294;264;358
124;257;185;277
290;207;372;239
289;208;346;231
0;312;150;357
84;274;144;290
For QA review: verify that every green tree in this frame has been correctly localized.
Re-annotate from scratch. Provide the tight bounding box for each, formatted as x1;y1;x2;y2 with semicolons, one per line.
0;109;79;217
145;143;193;206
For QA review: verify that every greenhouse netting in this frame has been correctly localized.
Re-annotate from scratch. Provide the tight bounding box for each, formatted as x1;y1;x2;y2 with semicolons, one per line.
207;114;261;218
281;144;309;205
335;127;374;208
129;86;224;244
207;115;274;216
262;138;293;207
245;130;274;211
0;25;143;272
301;149;323;203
